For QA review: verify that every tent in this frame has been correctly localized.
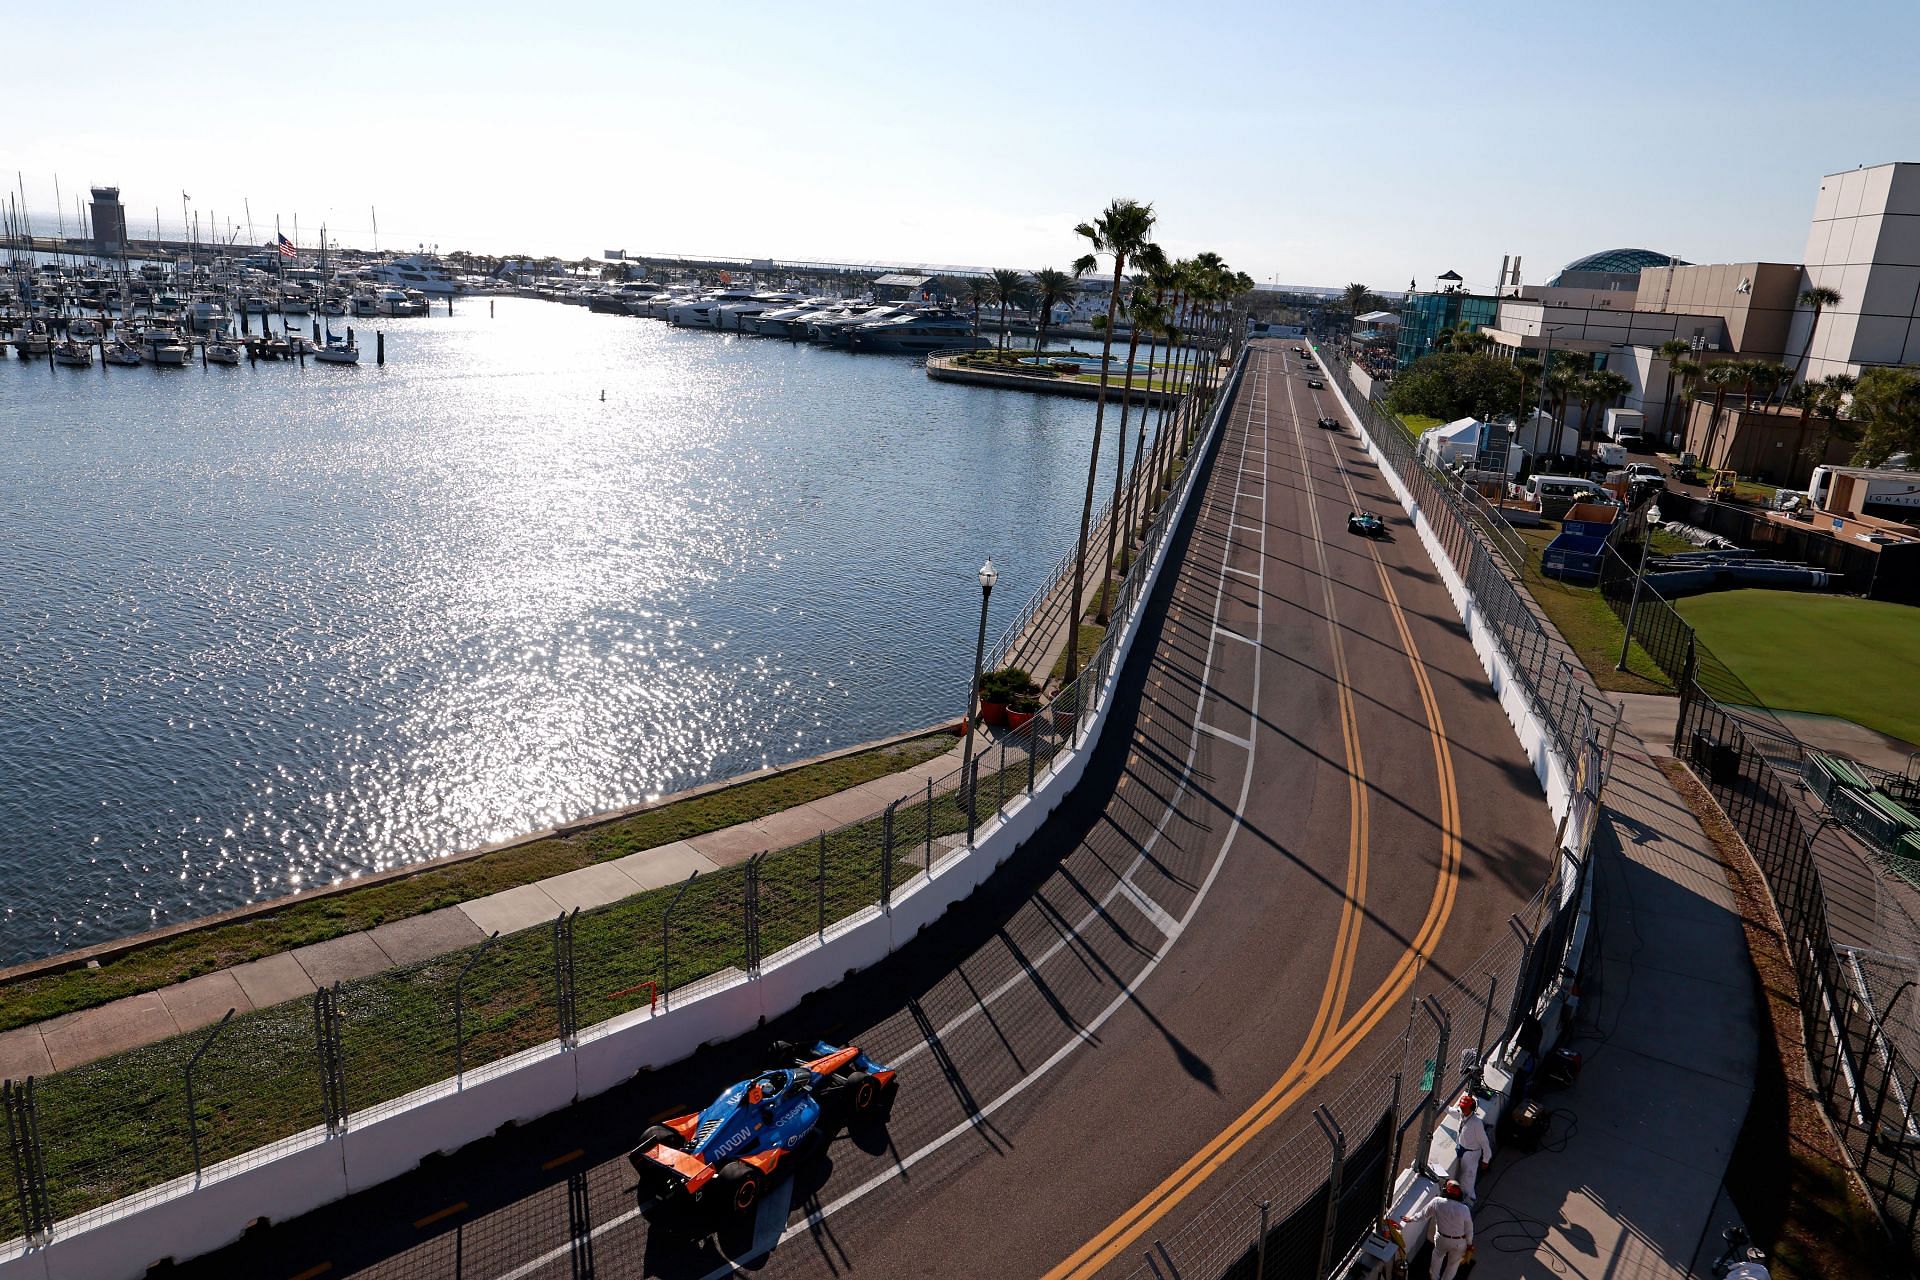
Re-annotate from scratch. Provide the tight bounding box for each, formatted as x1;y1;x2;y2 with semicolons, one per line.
1509;408;1581;460
1418;417;1484;468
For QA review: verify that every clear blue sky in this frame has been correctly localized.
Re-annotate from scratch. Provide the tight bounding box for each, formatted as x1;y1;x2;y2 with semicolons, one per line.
9;0;1917;289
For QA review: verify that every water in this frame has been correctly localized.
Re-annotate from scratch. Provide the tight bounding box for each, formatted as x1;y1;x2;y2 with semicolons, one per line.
0;298;1142;963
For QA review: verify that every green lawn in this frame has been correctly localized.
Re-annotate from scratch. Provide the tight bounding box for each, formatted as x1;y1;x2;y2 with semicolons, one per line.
1676;590;1920;745
1513;523;1673;695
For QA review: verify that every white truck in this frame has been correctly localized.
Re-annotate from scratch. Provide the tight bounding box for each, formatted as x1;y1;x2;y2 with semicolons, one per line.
1593;441;1628;470
1603;407;1647;448
1808;465;1920;513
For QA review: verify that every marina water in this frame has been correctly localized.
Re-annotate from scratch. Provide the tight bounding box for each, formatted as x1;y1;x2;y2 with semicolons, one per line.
0;299;1123;963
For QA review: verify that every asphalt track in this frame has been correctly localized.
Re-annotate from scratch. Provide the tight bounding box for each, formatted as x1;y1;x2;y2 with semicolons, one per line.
173;343;1556;1280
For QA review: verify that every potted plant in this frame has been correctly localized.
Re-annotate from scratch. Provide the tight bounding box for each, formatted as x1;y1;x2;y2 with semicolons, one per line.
977;667;1034;729
1005;685;1042;731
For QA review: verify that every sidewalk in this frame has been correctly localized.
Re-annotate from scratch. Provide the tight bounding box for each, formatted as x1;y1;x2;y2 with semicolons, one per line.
0;526;1100;1087
1470;707;1758;1279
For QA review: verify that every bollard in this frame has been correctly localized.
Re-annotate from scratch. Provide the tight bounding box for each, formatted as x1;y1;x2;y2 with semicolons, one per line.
489;298;494;318
376;330;385;365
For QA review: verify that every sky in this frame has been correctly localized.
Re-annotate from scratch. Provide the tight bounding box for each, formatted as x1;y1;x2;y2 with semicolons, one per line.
8;0;1919;291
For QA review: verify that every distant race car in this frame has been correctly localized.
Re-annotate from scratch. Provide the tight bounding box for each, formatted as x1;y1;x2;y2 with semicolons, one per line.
1307;378;1325;389
629;1041;897;1220
1317;416;1340;430
1348;510;1386;537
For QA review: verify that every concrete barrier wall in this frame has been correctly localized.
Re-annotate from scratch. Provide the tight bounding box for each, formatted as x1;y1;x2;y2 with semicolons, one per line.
0;359;1243;1280
1313;344;1578;827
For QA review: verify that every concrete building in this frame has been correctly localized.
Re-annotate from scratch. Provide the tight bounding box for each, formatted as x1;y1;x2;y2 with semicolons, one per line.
1634;261;1802;364
1792;162;1920;382
89;186;127;253
1674;400;1855;487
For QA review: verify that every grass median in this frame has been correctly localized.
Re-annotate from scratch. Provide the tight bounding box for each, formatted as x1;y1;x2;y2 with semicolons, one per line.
0;733;956;1035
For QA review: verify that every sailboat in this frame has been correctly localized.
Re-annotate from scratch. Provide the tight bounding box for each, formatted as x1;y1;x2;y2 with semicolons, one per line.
313;324;360;365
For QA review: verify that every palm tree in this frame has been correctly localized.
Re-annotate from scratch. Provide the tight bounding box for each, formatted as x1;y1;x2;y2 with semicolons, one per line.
1513;356;1544;425
1701;362;1741;465
1578;371;1631;460
1655;339;1690;444
1452;329;1489;356
1343;282;1370;339
1066;198;1156;672
1791;284;1843;385
1668;357;1703;453
1099;249;1166;596
1028;268;1076;354
1807;372;1860;469
1546;361;1583;439
990;268;1026;356
965;276;995;332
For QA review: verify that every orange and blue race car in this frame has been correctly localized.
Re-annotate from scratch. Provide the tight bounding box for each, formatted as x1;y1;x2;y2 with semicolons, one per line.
629;1041;898;1220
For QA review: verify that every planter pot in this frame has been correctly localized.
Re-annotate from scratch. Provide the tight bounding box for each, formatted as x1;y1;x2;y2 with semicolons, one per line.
1005;707;1036;730
979;700;1009;728
1051;707;1079;734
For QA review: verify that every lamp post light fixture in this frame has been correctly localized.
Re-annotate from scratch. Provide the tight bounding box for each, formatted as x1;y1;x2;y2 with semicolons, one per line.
1617;505;1662;672
962;558;997;844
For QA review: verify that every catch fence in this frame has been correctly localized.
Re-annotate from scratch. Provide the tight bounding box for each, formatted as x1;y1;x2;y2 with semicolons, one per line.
0;351;1246;1247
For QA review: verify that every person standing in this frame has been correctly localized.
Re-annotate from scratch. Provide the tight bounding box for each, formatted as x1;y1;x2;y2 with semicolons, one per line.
1453;1093;1493;1202
1400;1179;1475;1280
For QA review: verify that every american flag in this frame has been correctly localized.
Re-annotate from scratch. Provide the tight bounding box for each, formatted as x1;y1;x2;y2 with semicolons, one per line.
276;234;296;259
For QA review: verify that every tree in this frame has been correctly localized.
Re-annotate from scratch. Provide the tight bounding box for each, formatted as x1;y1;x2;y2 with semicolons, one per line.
1850;365;1920;465
1028;268;1076;353
1576;370;1631;461
989;268;1026;356
965;276;995;330
1119;257;1172;570
1066;198;1156;669
1791;284;1843;385
1343;282;1370;334
1655;339;1691;444
1668;357;1703;452
1700;362;1741;464
1806;372;1862;468
1383;353;1524;424
1513;355;1544;426
1097;250;1165;594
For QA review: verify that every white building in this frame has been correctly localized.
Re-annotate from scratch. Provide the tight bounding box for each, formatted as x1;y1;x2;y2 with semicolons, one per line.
1793;162;1920;383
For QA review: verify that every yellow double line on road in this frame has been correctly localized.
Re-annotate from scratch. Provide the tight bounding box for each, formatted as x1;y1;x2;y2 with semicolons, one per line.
1045;350;1462;1280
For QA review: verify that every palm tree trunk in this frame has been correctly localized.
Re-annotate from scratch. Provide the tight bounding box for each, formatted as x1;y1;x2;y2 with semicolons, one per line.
998;300;1008;356
1066;253;1125;681
1658;368;1679;445
1127;317;1159;545
1103;319;1147;597
1792;307;1822;385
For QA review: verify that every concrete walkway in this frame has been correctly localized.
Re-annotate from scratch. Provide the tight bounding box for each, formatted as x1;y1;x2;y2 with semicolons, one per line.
1471;729;1757;1279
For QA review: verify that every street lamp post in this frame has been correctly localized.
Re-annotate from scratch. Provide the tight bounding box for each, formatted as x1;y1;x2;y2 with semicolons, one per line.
1617;505;1663;671
962;559;997;844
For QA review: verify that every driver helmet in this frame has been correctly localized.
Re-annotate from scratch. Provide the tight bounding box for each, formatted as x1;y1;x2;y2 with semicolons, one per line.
745;1081;764;1105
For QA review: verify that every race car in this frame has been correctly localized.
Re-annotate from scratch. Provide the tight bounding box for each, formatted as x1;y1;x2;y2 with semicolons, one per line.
1348;510;1386;537
1307;378;1325;389
1317;416;1340;430
629;1041;897;1220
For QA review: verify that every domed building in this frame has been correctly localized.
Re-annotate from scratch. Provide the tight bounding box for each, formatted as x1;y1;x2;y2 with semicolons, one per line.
1547;248;1687;291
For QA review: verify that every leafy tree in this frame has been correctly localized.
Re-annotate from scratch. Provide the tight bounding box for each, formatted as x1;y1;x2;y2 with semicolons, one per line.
1701;362;1741;464
1655;339;1691;443
1383;353;1524;424
1850;365;1920;465
965;276;995;329
1068;198;1156;659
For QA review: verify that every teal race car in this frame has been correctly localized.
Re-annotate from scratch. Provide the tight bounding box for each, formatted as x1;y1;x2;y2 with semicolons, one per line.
1348;510;1387;537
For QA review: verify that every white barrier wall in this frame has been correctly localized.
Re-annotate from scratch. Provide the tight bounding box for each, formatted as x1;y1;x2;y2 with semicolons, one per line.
0;359;1244;1280
1312;344;1579;827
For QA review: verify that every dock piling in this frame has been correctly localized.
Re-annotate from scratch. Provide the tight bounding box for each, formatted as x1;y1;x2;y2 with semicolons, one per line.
376;331;385;365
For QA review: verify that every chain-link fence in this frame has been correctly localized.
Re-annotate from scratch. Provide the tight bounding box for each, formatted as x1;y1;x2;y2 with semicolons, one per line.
1107;343;1613;1280
0;341;1247;1248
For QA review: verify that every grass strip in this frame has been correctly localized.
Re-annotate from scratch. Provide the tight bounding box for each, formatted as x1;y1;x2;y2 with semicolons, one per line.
1511;523;1673;696
0;734;955;1034
14;752;1037;1229
1657;760;1894;1279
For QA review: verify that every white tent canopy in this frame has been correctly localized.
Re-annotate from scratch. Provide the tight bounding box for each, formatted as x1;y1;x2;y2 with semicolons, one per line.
1418;417;1484;467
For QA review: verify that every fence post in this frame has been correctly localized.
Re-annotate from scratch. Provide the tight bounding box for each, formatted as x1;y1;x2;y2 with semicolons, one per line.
1418;996;1451;1165
2;1078;52;1245
1504;915;1538;1043
1476;972;1500;1065
881;804;896;910
442;935;497;1087
997;738;1008;817
744;852;765;973
817;831;828;939
660;873;698;1010
1382;1071;1405;1220
1313;1105;1347;1280
314;984;347;1135
1252;1198;1271;1280
553;908;579;1047
185;1007;237;1180
925;778;935;879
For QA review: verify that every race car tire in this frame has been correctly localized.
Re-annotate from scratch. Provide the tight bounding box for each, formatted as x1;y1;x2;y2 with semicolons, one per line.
638;1123;685;1152
717;1161;762;1216
842;1070;880;1117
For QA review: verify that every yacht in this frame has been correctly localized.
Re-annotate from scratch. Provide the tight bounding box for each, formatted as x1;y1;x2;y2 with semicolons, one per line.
847;309;980;353
716;292;803;332
350;287;382;317
751;303;822;338
812;305;903;346
205;339;243;365
188;295;231;331
375;288;421;317
68;317;104;340
364;255;459;296
666;287;760;329
103;340;142;366
12;329;52;359
278;290;311;316
147;339;191;366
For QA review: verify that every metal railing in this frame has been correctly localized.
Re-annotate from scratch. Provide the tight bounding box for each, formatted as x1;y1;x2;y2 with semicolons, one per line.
0;337;1246;1250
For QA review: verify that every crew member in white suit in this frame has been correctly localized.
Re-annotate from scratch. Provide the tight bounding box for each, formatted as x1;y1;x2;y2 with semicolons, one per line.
1453;1093;1493;1202
1401;1179;1475;1280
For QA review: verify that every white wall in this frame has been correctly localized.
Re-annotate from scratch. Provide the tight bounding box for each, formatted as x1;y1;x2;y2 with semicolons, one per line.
1797;162;1920;382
